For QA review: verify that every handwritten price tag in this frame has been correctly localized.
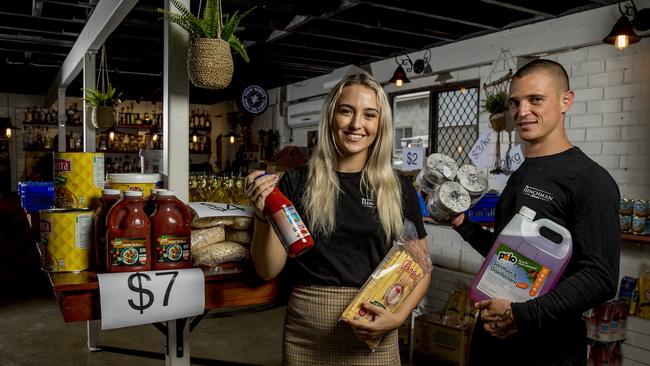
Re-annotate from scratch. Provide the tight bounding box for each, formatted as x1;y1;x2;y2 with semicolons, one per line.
402;147;425;171
98;268;205;330
187;202;255;218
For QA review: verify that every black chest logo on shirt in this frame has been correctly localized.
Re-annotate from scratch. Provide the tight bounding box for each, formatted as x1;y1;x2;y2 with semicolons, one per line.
361;197;376;208
523;185;554;202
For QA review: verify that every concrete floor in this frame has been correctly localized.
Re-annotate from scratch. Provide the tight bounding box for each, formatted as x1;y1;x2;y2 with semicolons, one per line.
0;292;286;366
0;290;286;366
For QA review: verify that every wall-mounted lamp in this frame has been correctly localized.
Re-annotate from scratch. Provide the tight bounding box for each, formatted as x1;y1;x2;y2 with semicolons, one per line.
603;1;649;50
1;118;19;139
389;49;432;87
225;128;239;144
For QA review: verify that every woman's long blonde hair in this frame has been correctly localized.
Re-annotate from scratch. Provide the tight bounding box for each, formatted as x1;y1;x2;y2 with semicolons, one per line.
303;73;403;241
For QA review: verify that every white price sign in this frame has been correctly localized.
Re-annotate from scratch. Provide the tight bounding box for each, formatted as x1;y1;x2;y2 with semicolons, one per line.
402;147;425;171
98;268;205;330
187;202;255;218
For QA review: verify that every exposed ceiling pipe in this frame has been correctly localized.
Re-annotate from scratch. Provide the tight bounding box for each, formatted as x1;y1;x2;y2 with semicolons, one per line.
32;0;43;17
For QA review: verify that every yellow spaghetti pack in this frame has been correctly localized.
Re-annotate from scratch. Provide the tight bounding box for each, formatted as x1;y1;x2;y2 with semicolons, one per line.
341;220;432;350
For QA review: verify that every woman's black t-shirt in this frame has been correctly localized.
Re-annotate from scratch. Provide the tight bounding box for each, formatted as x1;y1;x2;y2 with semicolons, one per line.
277;166;426;287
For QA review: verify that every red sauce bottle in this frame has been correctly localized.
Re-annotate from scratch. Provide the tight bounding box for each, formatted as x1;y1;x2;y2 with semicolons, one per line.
263;186;314;257
106;190;151;272
93;189;121;272
150;190;192;270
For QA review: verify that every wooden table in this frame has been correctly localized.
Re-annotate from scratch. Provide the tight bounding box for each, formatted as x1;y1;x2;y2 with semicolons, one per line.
48;270;279;365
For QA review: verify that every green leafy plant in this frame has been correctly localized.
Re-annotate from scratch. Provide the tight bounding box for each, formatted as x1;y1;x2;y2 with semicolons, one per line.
83;84;122;107
482;91;509;115
156;0;254;62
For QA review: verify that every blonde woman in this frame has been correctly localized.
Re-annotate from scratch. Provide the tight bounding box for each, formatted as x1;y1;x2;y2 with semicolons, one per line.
245;73;431;365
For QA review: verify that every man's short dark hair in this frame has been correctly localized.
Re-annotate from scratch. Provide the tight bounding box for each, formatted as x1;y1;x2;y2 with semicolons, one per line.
512;59;570;91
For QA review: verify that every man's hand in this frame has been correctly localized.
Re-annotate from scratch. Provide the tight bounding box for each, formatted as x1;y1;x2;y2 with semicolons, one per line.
476;298;518;339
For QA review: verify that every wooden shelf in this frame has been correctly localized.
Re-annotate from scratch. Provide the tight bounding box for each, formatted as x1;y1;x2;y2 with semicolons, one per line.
622;233;650;244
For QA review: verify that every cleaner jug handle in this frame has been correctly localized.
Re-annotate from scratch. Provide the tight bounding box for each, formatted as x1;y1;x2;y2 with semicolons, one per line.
533;218;572;247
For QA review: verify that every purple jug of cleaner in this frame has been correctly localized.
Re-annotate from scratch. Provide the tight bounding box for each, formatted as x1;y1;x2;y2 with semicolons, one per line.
469;206;572;303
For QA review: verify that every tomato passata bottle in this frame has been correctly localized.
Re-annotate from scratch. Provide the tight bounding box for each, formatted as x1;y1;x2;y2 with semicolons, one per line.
263;183;314;257
106;190;151;272
150;190;192;270
93;189;121;272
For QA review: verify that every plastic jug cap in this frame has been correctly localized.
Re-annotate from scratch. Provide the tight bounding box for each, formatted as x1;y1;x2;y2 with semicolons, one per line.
158;190;175;196
519;206;536;220
103;189;121;195
123;190;143;197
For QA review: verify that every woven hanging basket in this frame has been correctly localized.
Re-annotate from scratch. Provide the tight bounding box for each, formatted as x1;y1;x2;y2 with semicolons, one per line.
92;106;117;129
188;38;234;90
489;112;507;132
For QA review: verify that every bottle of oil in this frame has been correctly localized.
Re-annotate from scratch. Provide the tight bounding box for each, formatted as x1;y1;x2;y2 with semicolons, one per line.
469;206;572;302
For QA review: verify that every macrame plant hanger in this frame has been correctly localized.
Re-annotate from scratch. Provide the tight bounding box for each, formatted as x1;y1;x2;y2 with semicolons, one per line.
483;48;516;175
90;45;117;128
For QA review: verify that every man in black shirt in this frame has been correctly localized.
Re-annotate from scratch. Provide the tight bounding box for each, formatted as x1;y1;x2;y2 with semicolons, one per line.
450;59;620;365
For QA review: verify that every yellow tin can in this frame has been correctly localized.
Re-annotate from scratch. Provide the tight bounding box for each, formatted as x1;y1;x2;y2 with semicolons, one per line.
53;152;105;209
39;208;93;272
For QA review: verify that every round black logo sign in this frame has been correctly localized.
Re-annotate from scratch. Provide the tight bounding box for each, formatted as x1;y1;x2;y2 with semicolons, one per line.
241;85;269;115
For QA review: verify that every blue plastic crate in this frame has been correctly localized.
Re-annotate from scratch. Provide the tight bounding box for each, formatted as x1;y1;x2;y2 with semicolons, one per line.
18;181;55;212
467;192;499;222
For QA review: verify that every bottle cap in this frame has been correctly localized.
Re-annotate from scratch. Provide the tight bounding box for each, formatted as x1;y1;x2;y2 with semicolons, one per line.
123;190;143;197
103;189;121;195
519;206;536;220
158;190;175;196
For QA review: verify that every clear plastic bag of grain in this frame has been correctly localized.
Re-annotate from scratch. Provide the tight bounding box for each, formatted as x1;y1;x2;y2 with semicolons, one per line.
225;228;252;245
191;225;225;252
341;220;432;351
192;240;249;267
189;206;234;228
222;216;254;230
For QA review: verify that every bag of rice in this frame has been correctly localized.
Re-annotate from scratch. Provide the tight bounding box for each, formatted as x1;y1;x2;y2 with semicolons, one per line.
192;241;249;267
189;206;235;228
225;228;252;244
191;225;225;252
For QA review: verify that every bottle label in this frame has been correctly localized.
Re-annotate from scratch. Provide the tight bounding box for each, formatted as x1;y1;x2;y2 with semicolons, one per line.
476;243;551;302
110;238;147;266
155;235;190;262
270;205;312;251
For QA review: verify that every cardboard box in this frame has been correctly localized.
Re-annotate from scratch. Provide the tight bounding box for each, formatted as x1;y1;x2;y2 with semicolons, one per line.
413;313;471;366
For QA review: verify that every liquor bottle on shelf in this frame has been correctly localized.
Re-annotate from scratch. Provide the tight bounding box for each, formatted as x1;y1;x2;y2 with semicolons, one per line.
24;108;33;123
135;113;143;126
205;112;211;129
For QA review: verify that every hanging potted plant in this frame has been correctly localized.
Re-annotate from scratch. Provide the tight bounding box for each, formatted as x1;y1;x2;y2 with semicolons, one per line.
84;83;122;129
84;45;122;128
482;91;509;132
156;0;254;90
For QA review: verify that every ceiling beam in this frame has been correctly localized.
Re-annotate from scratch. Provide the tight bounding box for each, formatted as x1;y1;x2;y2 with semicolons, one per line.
43;0;95;9
32;0;43;17
0;34;74;47
274;42;385;59
322;18;457;42
478;0;555;17
0;25;79;38
256;52;348;66
354;1;499;30
45;0;139;106
0;11;86;24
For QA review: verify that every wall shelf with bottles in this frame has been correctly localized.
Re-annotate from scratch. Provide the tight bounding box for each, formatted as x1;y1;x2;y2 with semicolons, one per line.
622;233;650;244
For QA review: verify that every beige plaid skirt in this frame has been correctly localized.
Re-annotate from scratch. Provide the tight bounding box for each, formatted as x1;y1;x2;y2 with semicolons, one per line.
282;285;400;366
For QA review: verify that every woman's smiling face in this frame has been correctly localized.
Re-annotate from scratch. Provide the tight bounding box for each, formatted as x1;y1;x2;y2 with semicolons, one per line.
332;84;380;169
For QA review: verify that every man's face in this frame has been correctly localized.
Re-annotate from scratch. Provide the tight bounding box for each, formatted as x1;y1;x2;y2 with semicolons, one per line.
508;70;573;145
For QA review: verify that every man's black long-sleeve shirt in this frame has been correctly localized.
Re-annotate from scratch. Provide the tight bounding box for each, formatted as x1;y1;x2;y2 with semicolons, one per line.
456;147;620;366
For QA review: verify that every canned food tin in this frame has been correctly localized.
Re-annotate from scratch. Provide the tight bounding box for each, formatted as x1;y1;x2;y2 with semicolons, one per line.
633;200;648;218
53;152;105;209
620;214;632;233
456;164;488;206
426;181;471;222
39;208;93;272
425;153;459;184
620;198;634;216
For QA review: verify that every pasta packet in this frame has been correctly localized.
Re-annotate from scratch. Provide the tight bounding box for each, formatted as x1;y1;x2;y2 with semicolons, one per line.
340;219;432;350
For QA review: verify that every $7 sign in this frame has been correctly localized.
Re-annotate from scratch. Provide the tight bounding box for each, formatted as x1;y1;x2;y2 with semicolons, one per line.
98;268;205;330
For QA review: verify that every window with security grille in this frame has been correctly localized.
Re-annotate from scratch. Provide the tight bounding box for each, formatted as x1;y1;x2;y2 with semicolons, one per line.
434;86;479;164
391;81;479;169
